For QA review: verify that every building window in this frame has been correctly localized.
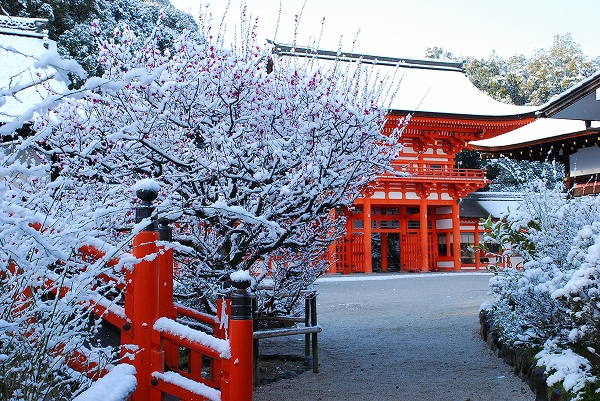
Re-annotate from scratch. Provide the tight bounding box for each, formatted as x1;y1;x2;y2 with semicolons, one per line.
408;220;420;229
460;232;476;264
378;220;399;229
437;233;447;256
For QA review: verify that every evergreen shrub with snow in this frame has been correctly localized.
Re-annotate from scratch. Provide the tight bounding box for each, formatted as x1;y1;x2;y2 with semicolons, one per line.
482;161;600;400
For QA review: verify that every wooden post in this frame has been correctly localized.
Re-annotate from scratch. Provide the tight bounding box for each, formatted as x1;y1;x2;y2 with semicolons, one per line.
310;295;318;373
304;297;311;357
129;186;161;401
363;196;373;273
452;200;461;270
420;195;429;271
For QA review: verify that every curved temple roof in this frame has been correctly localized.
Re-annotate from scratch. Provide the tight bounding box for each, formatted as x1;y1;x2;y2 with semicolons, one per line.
270;42;539;120
0;16;65;124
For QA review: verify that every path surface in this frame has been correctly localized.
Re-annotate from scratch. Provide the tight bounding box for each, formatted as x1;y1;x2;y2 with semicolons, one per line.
253;272;532;401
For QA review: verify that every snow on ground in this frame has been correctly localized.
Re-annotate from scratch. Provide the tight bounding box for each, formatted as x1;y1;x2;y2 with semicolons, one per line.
316;271;493;282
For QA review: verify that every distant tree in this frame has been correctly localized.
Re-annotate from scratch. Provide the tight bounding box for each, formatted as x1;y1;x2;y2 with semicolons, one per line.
454;148;483;170
464;53;531;105
459;34;597;106
0;0;198;80
524;34;596;105
424;46;456;60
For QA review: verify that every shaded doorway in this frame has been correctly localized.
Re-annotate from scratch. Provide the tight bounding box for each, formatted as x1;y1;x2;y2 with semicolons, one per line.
372;233;400;272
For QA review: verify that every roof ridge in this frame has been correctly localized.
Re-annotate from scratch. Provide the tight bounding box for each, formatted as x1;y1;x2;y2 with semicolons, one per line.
0;15;48;38
268;40;466;73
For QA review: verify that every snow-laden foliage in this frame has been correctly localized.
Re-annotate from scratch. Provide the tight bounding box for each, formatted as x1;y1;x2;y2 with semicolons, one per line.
482;161;600;399
484;157;564;192
2;0;198;81
0;145;124;400
28;12;401;316
1;6;400;396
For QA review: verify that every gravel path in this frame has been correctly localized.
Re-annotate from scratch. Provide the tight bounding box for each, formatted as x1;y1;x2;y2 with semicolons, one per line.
253;272;532;401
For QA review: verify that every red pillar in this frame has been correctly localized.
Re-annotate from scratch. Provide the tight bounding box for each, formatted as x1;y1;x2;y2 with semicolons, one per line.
420;195;429;271
380;233;388;272
344;212;353;274
327;210;338;274
452;200;461;270
225;279;254;401
363;196;373;273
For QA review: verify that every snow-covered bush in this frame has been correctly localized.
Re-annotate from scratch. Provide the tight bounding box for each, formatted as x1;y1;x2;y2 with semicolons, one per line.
0;146;123;400
29;11;400;316
482;160;600;399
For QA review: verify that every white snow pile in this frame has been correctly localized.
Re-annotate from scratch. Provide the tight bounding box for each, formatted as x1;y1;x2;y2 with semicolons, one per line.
536;340;596;396
72;364;137;401
230;269;253;284
152;371;221;401
133;178;160;194
153;317;231;358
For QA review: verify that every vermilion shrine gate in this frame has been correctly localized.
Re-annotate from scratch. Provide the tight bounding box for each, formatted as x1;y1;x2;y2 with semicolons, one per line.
271;44;540;273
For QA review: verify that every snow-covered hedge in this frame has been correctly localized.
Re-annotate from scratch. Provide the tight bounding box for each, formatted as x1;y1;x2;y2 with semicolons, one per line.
483;177;600;400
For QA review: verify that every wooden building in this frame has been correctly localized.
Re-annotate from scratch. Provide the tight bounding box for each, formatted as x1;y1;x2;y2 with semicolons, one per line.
271;44;539;273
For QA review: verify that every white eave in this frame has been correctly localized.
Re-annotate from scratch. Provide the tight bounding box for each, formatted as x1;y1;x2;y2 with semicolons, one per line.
271;42;539;119
470;118;588;148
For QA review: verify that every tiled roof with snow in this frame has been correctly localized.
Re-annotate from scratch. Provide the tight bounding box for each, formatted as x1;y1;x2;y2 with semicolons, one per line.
0;16;65;124
470;118;587;148
271;43;539;119
460;192;525;219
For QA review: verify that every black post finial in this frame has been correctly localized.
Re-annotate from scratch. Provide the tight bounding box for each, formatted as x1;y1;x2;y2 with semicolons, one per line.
230;271;254;321
134;179;159;230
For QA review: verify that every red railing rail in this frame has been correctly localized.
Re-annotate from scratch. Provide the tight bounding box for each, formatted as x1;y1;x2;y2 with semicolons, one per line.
383;166;487;181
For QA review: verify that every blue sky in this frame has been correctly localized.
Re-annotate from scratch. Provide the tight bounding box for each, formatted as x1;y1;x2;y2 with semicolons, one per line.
170;0;600;60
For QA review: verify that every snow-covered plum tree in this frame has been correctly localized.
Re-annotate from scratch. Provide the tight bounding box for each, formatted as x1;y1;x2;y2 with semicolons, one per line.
0;6;402;397
0;143;126;400
27;11;401;315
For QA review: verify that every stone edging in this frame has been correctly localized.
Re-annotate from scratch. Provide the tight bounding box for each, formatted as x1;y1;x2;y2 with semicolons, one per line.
479;310;565;401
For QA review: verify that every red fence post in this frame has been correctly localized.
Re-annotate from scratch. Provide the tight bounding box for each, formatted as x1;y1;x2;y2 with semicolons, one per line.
157;218;179;371
226;275;254;401
128;184;162;401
